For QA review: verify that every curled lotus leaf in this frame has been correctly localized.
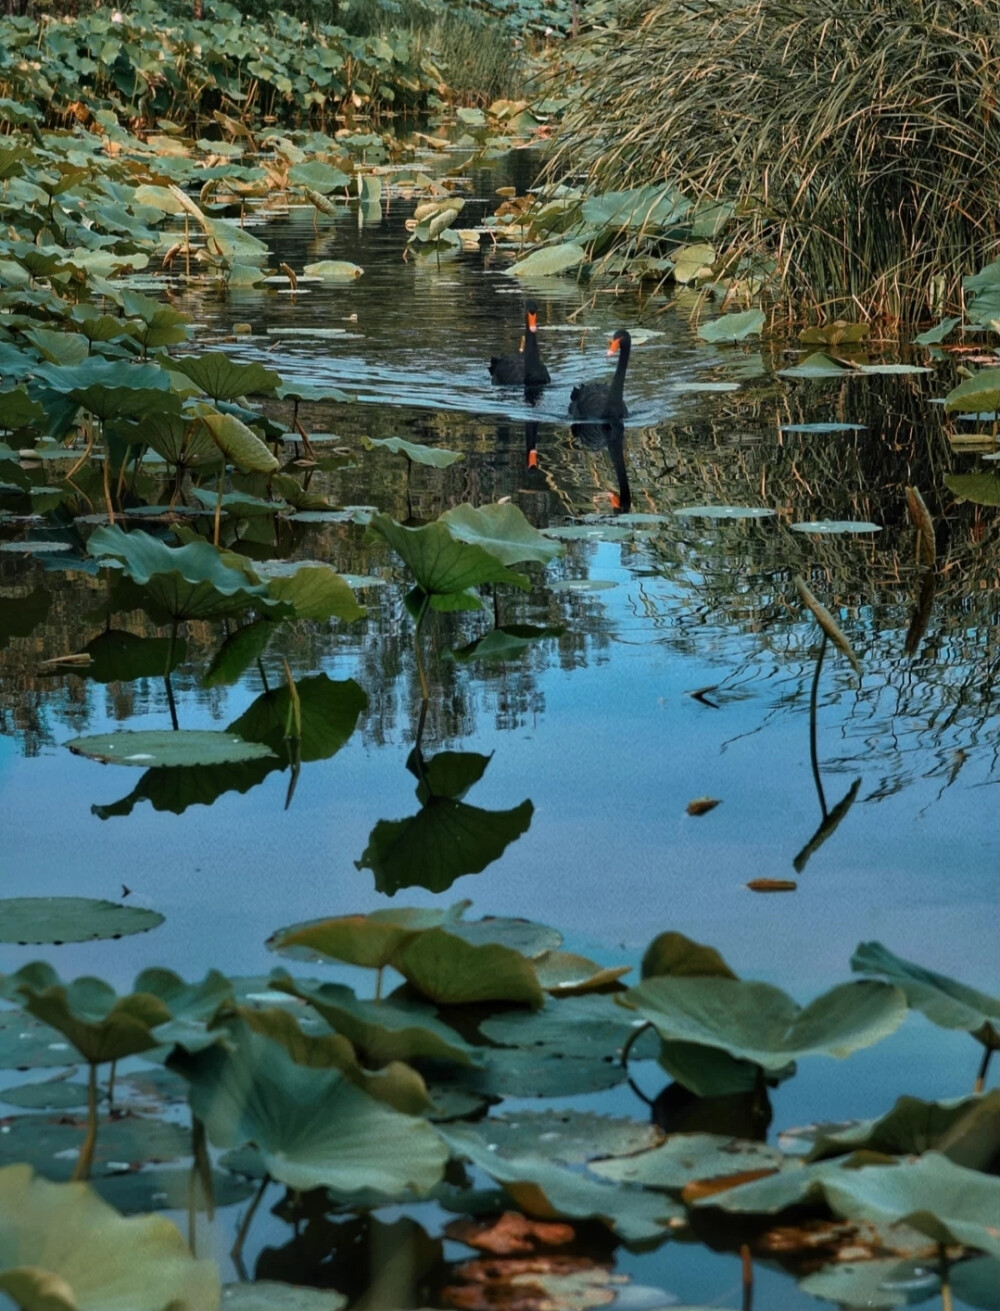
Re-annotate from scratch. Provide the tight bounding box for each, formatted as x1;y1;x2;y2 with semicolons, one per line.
439;502;562;566
851;941;1000;1036
194;406;279;473
0;1164;219;1311
363;436;464;468
167;354;282;402
389;928;545;1009
365;514;531;603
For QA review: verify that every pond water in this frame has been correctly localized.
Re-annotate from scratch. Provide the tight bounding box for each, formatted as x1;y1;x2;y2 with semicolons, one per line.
1;143;997;1306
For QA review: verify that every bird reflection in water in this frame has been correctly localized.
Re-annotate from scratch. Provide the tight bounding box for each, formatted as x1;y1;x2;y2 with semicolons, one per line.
571;419;632;513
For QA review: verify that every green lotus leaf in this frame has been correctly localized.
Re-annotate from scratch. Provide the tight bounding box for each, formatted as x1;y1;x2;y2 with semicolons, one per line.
805;1091;1000;1171
443;1125;679;1244
202;619;274;688
302;260;364;280
447;625;564;663
777;352;849;378
589;1131;785;1189
506;242;586;278
0;1164;219;1311
851;942;1000;1035
67;729;275;769
654;1039;774;1097
126;412;221;469
821;1153;1000;1256
779;422;867;433
948;372;1000;411
357;798;534;896
288;161;351;193
480;991;653;1055
134;967;233;1023
389;928;544;1008
167;354;282;402
33;358;177;422
856;363;931;375
470;1111;661;1165
2;968;171;1065
439;501;562;566
267;976;478;1067
0;897;164;945
580;183;689;231
275;382;352;404
697;309;765;342
951;1256;1000;1310
24;327;89;367
195;407;279;473
799;1257;941;1308
255;561;365;622
0;1113;191;1184
222;1282;347;1311
943;472;1000;507
1;1080;89;1110
365;514;530;601
169;1020;448;1195
620;977;907;1072
201;218;270;269
673;505;775;519
80;630;186;683
268;914;428;970
913;316;963;345
790;519;882;533
641;931;739;981
671;242;716;283
533;950;631;996
228;675;366;762
799;322;870;345
0;386;46;432
363;435;464;468
216;1004;433;1115
86;526;270;619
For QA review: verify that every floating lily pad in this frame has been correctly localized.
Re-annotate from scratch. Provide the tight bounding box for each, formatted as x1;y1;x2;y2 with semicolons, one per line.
534;951;631;996
470;1111;661;1164
799;1257;941;1308
542;525;632;541
777;352;847;378
66;730;275;768
0;1009;76;1069
549;578;617;592
789;520;882;534
0;1078;88;1110
0;898;164;945
302;260;364;281
944;368;1000;414
697;309;765;343
362;436;463;468
390;929;545;1009
779;423;867;434
589;1132;785;1190
0;1164;219;1310
506;242;586;278
673;506;775;520
222;1283;347;1311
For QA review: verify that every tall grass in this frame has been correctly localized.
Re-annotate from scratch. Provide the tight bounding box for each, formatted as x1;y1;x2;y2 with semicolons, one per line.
552;0;1000;323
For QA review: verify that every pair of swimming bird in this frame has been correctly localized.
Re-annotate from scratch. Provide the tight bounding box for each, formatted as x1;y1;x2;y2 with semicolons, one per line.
488;301;632;422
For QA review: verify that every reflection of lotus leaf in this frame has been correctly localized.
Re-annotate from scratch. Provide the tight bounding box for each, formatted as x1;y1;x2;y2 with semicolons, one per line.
363;436;463;468
229;675;366;762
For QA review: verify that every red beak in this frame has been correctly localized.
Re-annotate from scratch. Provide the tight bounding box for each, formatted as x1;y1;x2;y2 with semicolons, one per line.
527;312;538;333
527;450;538;469
606;338;620;357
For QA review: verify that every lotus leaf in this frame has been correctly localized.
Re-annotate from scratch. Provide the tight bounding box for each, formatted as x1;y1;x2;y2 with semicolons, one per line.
851;942;1000;1035
79;630;187;683
0;1006;76;1070
228;675;366;762
777;352;848;378
580;183;690;231
302;260;364;280
365;514;531;606
0;897;164;945
779;422;867;433
790;519;882;533
507;242;586;278
0;1164;219;1311
389;928;545;1008
671;243;716;284
357;798;534;895
217;1004;433;1115
363;435;464;468
86;526;271;619
447;625;564;663
127;411;221;469
170;1020;448;1195
267;909;447;970
0;386;45;431
168;354;282;402
68;729;275;768
1;1080;89;1110
439;501;562;566
951;1256;1000;1310
268;976;478;1066
288;161;350;193
799;322;870;345
697;310;765;343
468;1111;661;1165
913;316;962;345
589;1132;785;1190
963;259;1000;327
799;1257;941;1308
641;931;738;981
0;1113;191;1184
653;1039;773;1097
32;358;176;422
943;472;1000;507
195;407;279;473
91;755;279;820
805;1091;1000;1171
620;977;907;1072
222;1283;347;1311
202;620;273;688
254;562;365;622
533;951;631;995
443;1125;679;1244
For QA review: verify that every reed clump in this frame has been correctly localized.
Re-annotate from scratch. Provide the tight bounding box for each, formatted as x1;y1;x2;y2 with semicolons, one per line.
553;0;1000;323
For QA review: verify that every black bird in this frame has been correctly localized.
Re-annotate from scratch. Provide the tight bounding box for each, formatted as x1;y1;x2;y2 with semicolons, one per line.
489;301;551;387
568;329;631;422
571;419;631;513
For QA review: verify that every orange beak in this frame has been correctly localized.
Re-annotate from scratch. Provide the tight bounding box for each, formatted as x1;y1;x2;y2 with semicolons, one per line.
527;311;538;333
606;338;621;357
527;449;538;469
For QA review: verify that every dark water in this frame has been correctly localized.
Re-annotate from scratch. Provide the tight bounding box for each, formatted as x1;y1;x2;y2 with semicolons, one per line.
1;145;997;1305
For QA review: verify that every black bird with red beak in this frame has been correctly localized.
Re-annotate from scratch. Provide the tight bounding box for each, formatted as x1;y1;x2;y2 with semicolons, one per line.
489;301;551;387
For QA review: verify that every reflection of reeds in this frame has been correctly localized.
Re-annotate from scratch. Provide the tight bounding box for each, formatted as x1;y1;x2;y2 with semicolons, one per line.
549;0;1000;322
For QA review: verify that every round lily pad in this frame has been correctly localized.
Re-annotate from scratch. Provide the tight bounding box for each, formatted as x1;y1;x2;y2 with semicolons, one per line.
0;897;165;945
789;520;882;534
549;578;618;592
673;506;776;520
474;1111;662;1164
0;1079;88;1110
0;1009;78;1069
222;1283;347;1311
779;423;867;433
0;1113;190;1182
66;730;276;768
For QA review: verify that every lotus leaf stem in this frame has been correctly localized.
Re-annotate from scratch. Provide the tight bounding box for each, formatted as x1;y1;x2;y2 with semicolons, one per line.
414;592;431;703
231;1174;270;1268
619;1020;656;1106
809;633;828;819
741;1243;753;1311
72;1061;100;1182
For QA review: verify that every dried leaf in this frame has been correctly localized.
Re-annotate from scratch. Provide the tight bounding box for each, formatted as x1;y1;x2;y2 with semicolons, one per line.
687;797;721;816
747;879;798;892
445;1211;575;1255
